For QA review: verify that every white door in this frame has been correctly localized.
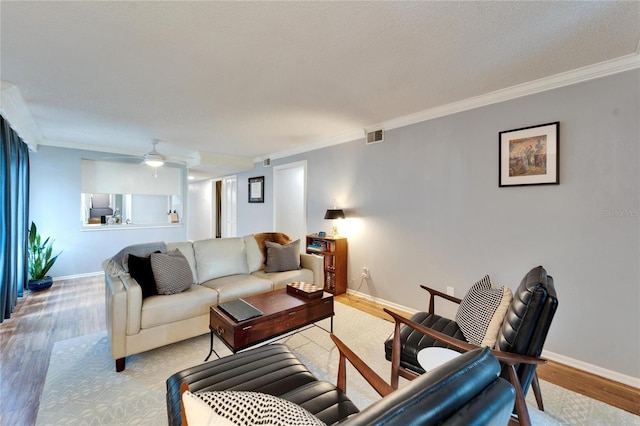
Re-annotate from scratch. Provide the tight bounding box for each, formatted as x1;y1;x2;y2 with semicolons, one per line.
273;161;307;246
187;180;213;241
221;175;237;237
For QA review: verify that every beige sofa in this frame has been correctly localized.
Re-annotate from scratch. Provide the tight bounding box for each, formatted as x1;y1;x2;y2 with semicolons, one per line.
104;234;323;372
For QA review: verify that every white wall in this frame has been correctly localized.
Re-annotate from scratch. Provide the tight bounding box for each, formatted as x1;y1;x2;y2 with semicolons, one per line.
235;70;640;381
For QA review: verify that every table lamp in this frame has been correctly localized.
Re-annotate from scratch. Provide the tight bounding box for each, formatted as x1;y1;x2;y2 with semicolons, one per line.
324;209;345;236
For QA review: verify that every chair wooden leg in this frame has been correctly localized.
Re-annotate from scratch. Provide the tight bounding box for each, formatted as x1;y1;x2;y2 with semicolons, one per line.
531;371;544;411
507;365;531;426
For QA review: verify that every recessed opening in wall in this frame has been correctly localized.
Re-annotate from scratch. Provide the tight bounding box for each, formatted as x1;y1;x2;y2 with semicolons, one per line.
80;159;183;228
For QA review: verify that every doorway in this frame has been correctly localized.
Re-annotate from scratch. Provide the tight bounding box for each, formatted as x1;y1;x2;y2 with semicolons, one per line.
273;161;307;245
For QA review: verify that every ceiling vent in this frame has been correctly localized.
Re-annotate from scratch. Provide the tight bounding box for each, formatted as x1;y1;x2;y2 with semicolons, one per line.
365;128;384;145
263;158;271;167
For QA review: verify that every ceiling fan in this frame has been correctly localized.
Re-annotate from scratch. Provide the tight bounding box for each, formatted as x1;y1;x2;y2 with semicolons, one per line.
143;140;165;167
103;140;191;168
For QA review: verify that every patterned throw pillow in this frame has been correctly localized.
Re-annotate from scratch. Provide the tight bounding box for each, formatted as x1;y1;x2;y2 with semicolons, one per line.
150;250;193;295
455;275;513;348
182;390;326;426
264;240;301;273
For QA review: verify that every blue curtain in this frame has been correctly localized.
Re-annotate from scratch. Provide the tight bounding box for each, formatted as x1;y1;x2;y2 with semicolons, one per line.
1;115;30;322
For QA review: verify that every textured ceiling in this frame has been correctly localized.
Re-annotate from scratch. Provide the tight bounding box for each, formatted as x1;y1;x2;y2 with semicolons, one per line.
1;1;639;177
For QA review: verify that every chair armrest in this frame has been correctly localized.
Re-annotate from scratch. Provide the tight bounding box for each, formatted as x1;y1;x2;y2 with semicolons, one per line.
330;334;394;397
419;285;462;314
384;308;546;366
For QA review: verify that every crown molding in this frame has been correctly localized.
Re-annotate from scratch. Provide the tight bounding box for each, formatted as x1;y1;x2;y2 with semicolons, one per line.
265;51;640;162
0;80;43;150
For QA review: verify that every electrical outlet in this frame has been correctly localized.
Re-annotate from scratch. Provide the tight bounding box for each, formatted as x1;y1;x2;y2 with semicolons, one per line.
446;286;455;296
362;267;369;278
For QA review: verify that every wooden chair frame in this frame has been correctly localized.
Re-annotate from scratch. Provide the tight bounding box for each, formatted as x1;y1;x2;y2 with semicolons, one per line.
386;284;549;426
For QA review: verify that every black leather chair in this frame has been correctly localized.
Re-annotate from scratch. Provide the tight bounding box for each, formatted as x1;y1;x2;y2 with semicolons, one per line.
384;265;558;426
168;337;516;426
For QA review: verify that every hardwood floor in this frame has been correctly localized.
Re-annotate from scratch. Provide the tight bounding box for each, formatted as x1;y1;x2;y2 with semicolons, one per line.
0;277;637;426
0;276;105;426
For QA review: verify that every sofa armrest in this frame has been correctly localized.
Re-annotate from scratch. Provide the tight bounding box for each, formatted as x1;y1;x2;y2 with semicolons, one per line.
105;273;128;360
121;275;143;336
300;253;324;287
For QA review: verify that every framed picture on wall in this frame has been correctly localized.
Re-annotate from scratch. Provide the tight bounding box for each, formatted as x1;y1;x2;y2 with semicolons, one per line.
499;122;560;187
248;176;264;203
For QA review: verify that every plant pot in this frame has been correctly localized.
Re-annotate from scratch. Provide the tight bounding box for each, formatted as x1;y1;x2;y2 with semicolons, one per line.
28;276;53;292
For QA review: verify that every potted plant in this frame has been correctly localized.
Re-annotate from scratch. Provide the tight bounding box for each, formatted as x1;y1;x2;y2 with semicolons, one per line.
27;221;61;292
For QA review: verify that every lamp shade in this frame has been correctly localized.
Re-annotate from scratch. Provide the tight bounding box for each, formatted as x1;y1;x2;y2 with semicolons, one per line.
324;209;345;220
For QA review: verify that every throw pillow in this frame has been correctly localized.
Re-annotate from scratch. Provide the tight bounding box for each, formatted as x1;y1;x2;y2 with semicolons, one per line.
182;391;236;426
455;275;513;348
264;240;301;273
254;232;292;269
127;253;158;298
184;390;326;426
150;250;193;295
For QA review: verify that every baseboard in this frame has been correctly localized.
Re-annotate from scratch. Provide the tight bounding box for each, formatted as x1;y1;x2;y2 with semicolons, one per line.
542;350;640;389
54;271;103;281
346;288;640;390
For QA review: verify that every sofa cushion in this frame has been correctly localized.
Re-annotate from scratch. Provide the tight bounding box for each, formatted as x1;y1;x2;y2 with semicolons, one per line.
151;250;194;295
128;253;158;299
166;242;198;284
252;268;314;289
194;238;249;282
265;240;301;273
455;275;513;348
140;285;218;329
185;391;326;426
200;274;273;303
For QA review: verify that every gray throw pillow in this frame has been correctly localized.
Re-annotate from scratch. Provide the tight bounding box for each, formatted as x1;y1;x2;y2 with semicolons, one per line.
264;240;301;273
150;249;193;295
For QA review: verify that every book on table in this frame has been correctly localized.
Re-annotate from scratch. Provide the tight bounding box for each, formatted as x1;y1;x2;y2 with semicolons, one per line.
218;298;263;322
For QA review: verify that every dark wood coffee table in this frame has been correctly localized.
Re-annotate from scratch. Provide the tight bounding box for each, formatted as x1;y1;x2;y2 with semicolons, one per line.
206;288;334;360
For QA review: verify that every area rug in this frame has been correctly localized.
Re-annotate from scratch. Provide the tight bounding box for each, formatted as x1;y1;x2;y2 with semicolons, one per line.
37;303;639;425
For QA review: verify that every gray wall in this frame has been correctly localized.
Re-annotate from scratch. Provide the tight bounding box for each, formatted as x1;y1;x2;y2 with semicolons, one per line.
235;70;640;379
29;146;188;277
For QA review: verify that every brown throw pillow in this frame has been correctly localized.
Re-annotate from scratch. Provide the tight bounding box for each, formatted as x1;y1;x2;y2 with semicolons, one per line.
150;250;193;295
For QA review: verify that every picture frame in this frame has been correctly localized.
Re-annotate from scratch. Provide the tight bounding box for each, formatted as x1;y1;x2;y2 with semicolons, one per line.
499;122;559;187
248;176;264;203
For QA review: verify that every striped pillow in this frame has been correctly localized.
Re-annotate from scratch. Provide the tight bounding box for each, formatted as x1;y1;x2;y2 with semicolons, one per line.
455;275;513;348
